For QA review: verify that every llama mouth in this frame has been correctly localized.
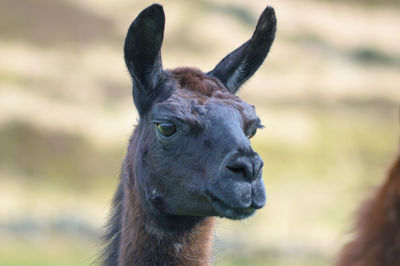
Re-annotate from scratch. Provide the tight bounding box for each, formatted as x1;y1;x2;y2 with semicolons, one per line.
207;193;256;220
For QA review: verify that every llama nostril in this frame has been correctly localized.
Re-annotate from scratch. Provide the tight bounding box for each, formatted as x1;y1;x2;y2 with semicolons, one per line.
227;165;247;178
226;157;254;181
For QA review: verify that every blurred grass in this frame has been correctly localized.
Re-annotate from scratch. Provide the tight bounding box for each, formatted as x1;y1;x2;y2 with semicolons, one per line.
0;0;399;265
0;237;97;266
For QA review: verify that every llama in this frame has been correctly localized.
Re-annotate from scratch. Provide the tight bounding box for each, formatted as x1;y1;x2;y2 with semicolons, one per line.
337;148;400;266
100;4;277;266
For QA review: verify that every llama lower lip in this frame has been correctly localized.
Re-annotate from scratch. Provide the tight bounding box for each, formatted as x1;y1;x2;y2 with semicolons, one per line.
207;193;256;220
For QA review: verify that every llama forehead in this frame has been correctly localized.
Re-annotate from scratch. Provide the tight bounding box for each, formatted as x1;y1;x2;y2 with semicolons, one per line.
171;67;228;97
152;67;258;126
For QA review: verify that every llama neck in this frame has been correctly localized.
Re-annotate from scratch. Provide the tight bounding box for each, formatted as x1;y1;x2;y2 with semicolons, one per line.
117;173;215;266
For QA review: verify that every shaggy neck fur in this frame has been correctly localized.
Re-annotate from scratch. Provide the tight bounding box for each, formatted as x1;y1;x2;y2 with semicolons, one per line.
101;130;215;266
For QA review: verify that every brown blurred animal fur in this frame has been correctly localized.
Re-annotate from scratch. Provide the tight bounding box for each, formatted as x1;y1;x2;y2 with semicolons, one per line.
337;151;400;266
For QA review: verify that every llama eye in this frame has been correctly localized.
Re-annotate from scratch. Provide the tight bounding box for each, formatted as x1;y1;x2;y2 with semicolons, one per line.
157;123;176;137
248;128;257;139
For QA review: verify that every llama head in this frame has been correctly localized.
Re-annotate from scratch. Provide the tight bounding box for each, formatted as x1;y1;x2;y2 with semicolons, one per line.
124;4;276;221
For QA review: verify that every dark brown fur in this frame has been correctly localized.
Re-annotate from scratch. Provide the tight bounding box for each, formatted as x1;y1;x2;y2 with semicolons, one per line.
172;67;226;96
337;152;400;266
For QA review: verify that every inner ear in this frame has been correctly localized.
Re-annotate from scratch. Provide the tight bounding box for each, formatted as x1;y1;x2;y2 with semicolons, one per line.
208;6;277;94
124;4;165;116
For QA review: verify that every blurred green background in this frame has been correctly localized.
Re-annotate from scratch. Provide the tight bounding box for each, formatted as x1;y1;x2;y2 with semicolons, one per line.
0;0;399;265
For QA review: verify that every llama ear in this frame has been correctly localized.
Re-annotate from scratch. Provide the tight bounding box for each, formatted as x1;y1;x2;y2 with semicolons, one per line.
124;4;165;115
208;6;276;94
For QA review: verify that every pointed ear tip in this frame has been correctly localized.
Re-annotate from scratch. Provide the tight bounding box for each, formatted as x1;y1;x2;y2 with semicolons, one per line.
261;6;277;22
140;3;165;19
127;4;165;35
147;3;164;12
254;6;276;35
